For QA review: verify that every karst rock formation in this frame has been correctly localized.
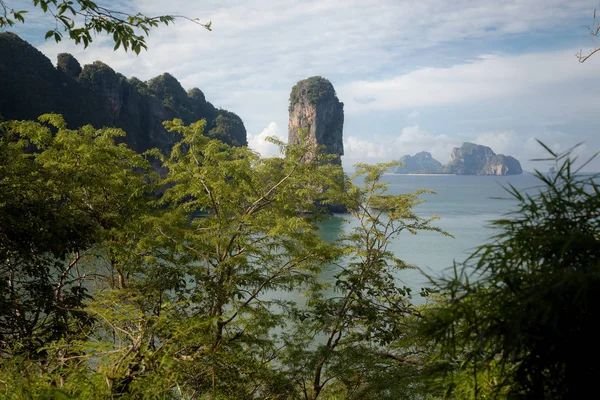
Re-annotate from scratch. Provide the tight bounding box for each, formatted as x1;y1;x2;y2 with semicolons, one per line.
287;76;344;164
0;32;247;154
287;76;346;212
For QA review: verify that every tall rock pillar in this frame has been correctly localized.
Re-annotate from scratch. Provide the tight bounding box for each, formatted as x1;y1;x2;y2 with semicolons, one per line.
288;76;346;212
287;76;344;164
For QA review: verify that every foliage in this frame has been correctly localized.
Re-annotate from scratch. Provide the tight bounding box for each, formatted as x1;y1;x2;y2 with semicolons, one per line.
419;144;600;398
0;0;211;53
282;162;450;399
0;114;460;399
56;52;82;77
289;76;338;112
207;110;248;147
0;114;153;360
111;118;345;397
147;73;194;112
144;73;248;147
0;115;344;398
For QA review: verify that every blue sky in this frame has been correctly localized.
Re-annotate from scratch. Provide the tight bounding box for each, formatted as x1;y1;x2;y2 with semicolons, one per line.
8;0;600;171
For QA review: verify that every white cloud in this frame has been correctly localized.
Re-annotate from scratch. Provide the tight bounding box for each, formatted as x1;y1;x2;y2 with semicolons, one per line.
473;131;531;159
247;122;286;158
394;126;459;164
339;50;600;113
344;136;388;160
14;0;599;171
343;125;459;169
29;0;597;135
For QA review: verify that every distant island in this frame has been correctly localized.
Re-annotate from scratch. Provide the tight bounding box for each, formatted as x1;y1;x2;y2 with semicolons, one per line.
394;151;444;174
393;143;523;176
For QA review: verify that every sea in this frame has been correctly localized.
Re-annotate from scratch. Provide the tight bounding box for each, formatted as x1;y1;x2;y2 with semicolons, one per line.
315;172;545;304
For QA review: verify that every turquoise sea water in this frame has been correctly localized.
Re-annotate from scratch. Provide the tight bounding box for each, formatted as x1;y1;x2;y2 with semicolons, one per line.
317;172;543;302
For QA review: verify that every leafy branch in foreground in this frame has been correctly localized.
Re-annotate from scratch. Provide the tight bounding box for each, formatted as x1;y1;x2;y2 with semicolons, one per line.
0;0;211;53
283;162;450;400
420;143;600;399
0;114;153;359
33;118;346;398
1;115;453;398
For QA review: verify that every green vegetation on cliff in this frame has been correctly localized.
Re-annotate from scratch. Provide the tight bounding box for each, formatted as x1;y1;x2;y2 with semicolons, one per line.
289;76;338;111
147;73;247;147
0;33;247;153
287;76;345;160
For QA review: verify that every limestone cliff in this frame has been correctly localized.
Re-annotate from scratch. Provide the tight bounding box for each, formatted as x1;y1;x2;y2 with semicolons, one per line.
394;152;443;174
0;32;247;153
443;143;522;175
288;76;345;212
288;76;344;164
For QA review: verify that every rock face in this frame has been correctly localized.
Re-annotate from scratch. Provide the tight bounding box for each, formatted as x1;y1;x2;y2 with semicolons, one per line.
288;77;345;212
443;142;523;175
288;76;344;164
0;33;247;153
394;152;443;174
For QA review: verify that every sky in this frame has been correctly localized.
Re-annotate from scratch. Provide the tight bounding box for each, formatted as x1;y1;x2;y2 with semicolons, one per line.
8;0;600;171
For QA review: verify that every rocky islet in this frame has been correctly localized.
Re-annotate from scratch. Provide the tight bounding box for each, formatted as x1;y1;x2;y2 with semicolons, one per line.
394;143;523;175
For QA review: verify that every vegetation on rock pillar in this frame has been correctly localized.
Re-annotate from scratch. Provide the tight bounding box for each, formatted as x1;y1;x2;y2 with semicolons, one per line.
289;76;337;112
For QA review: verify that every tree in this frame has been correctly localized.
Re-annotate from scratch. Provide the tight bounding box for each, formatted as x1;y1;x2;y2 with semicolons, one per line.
119;120;343;397
1;118;346;398
282;162;449;399
420;144;600;398
0;114;154;359
1;115;453;398
0;0;210;53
